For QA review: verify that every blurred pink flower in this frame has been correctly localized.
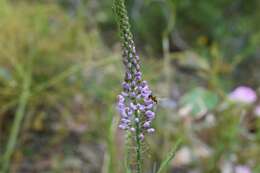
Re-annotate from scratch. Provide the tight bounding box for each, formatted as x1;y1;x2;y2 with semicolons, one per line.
229;86;257;104
235;165;251;173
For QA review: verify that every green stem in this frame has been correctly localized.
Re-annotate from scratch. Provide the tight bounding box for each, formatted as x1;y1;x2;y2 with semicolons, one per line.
135;119;141;173
1;71;31;173
124;132;132;173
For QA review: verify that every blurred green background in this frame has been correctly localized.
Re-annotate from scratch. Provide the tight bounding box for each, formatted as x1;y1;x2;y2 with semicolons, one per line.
0;0;259;172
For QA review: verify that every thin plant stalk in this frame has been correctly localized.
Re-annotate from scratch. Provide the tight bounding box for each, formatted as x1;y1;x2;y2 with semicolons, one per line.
102;107;117;173
156;139;182;173
0;70;31;173
124;132;132;173
135;114;142;173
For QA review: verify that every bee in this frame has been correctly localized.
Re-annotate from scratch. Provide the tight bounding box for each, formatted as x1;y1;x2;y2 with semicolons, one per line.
148;94;158;104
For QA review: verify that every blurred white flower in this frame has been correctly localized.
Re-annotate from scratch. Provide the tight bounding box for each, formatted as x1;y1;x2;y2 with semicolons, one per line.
193;143;212;159
254;106;260;117
173;147;192;166
235;165;251;173
229;86;257;104
221;160;233;173
205;114;216;126
179;105;192;118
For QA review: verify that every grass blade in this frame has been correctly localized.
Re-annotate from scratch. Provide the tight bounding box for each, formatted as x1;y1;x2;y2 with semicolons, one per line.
156;138;182;173
0;71;31;173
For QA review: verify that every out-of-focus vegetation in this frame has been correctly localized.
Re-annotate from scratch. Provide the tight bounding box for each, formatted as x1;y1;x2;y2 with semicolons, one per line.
0;0;259;173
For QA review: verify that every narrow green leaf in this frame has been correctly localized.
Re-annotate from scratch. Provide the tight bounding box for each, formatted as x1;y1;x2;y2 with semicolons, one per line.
156;139;182;173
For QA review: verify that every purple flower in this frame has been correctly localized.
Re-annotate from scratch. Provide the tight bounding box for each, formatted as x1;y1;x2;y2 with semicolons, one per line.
147;128;155;133
127;109;133;116
143;121;150;128
141;81;147;87
121;92;128;97
138;104;146;111
130;103;137;110
146;103;154;109
229;86;257;104
119;110;127;118
136;94;142;100
122;82;130;91
119;124;128;130
117;103;125;111
130;92;136;98
145;110;155;120
144;98;153;105
118;95;124;102
235;165;251;173
125;72;132;80
117;75;156;135
141;86;152;98
131;80;137;87
130;127;136;132
121;118;130;123
139;133;144;141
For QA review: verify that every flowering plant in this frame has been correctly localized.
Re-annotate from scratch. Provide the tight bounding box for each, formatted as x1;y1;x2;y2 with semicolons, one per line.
114;0;156;172
114;0;181;172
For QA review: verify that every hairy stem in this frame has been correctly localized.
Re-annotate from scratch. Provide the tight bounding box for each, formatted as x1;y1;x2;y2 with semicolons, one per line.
135;119;141;173
133;106;142;173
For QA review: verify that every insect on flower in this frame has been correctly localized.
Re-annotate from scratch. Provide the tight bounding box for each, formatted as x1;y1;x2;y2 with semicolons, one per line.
148;94;158;104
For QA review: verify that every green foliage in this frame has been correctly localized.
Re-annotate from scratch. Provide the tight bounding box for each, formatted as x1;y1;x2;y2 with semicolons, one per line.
0;2;111;172
0;1;102;116
180;87;219;117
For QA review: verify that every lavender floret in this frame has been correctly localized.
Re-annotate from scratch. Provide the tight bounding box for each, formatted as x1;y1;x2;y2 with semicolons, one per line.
147;128;155;133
